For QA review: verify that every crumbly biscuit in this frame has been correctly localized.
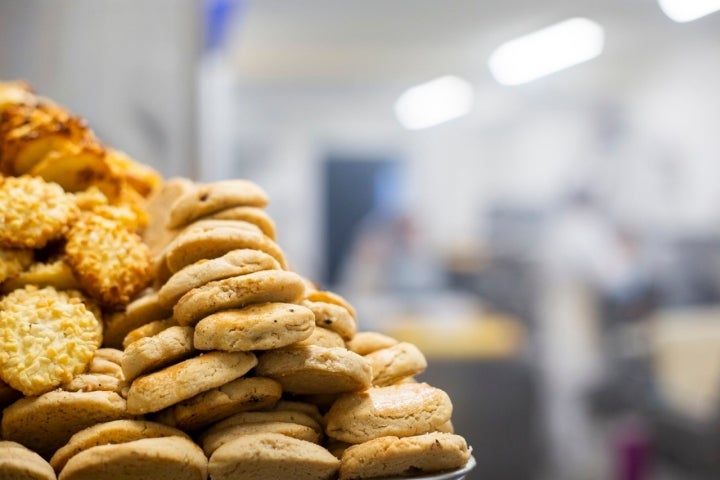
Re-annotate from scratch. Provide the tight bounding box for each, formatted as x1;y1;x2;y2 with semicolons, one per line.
207;432;339;480
364;342;427;387
346;331;398;356
163;226;287;273
50;419;189;474
157;249;281;308
295;326;345;348
163;376;282;432
194;302;315;352
1;390;129;459
302;300;357;341
202;205;276;239
255;345;372;395
121;326;195;382
58;436;207;480
173;270;307;327
306;290;357;319
0;175;79;249
338;432;471;479
0;286;102;396
1;258;80;293
126;351;257;415
0;440;56;480
121;317;177;349
202;421;321;456
167;179;269;229
103;291;173;349
61;373;124;394
65;212;152;309
0;247;33;283
324;383;453;444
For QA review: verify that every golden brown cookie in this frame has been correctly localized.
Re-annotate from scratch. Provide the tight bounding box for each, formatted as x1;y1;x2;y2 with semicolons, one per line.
346;331;398;356
255;345;372;395
364;342;427;387
295;326;345;348
0;286;102;396
201;205;276;240
0;440;57;480
1;390;129;459
173;270;307;327
0;247;33;284
338;432;472;479
121;317;177;349
302;300;357;341
157;248;281;308
306;290;357;320
1;257;80;293
202;421;321;456
121;325;195;382
194;302;315;352
61;374;124;394
207;433;339;480
126;351;257;415
324;383;453;444
167;179;269;229
141;177;196;260
103;291;173;349
57;436;207;480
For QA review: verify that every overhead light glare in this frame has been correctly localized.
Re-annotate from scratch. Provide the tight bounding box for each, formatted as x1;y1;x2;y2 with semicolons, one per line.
488;17;605;86
658;0;720;22
394;76;474;130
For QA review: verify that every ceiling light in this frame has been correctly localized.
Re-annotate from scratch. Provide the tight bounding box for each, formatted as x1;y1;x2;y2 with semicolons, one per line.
394;76;474;130
488;17;605;86
658;0;720;22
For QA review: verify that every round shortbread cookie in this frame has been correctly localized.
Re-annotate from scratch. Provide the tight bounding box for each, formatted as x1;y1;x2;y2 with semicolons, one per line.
167;179;269;229
58;436;207;480
338;432;471;479
306;290;357;320
162;376;282;432
194;302;315;352
103;291;173;349
163;226;288;273
0;286;102;396
1;390;129;459
208;432;339;480
302;300;357;341
50;419;190;474
126;351;257;415
1;258;80;293
122;317;177;349
324;383;453;444
365;342;427;387
295;326;345;348
201;410;323;442
255;345;372;395
0;247;34;284
202;421;322;456
173;270;307;327
157;249;281;308
0;441;56;480
346;331;398;356
121;325;195;382
201;205;276;240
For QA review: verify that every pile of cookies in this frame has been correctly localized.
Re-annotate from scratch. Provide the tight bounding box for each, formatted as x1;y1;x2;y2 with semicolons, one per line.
0;82;472;480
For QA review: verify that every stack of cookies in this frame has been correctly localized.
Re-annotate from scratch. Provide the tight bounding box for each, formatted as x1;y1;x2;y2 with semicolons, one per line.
0;81;473;480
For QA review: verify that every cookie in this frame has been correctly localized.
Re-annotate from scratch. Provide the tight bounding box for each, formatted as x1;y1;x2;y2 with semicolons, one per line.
103;291;173;349
61;373;124;394
163;225;287;273
157;249;281;308
121;325;195;382
0;175;79;249
87;355;124;379
201;205;276;240
0;286;102;396
50;419;189;473
302;300;357;341
364;342;427;387
0;247;33;284
324;383;453;444
58;436;207;480
91;348;123;366
201;410;324;441
141;177;196;259
0;441;56;480
167;179;269;229
122;317;177;349
306;290;357;320
173;270;307;327
194;302;315;352
255;345;372;395
1;390;129;459
346;331;398;356
126;351;257;415
202;421;321;456
162;376;282;432
207;432;339;480
1;257;80;293
295;326;345;348
338;432;471;479
268;400;324;425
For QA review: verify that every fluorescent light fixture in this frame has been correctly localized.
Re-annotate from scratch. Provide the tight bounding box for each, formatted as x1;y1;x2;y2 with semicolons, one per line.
488;17;605;86
394;76;474;130
658;0;720;22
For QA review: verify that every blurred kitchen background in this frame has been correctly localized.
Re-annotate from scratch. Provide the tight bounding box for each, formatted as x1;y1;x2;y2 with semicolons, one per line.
2;1;720;479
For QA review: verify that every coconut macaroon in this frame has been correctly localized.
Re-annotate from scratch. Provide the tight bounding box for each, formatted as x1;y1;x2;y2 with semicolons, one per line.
0;285;102;396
